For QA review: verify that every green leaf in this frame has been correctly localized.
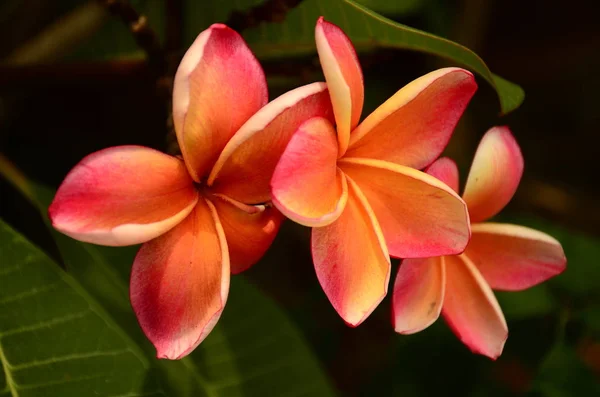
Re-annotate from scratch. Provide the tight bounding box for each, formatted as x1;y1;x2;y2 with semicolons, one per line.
0;219;165;397
0;158;336;396
240;0;524;115
496;284;557;321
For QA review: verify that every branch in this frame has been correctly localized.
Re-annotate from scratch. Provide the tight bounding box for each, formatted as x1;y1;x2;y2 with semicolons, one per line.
225;0;305;32
99;0;166;75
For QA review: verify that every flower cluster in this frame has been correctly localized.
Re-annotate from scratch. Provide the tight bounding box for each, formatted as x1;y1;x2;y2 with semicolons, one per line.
49;18;566;360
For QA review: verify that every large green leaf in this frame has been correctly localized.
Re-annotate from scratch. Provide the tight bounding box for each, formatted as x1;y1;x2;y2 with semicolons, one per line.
239;0;524;115
0;219;165;397
0;159;336;396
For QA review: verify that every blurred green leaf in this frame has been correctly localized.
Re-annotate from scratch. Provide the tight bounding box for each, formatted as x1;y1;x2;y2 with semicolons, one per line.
0;159;336;396
354;0;426;15
496;284;557;321
240;0;524;114
0;219;165;397
533;343;600;397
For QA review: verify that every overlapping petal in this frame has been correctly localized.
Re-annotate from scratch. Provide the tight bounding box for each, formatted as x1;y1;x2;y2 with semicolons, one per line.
346;68;477;169
315;17;364;155
130;199;229;360
312;177;390;326
462;126;524;223
339;157;470;258
271;117;348;227
210;195;283;274
208;82;334;204
442;255;507;359
425;157;460;193
466;223;566;291
49;146;198;246
393;256;445;334
172;24;268;181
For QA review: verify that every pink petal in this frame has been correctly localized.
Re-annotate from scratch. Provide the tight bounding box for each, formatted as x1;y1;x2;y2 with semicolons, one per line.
393;256;445;334
442;254;508;360
312;177;390;327
271;117;348;227
209;195;283;274
208;82;334;204
462;126;524;223
425;157;460;193
172;24;268;181
465;223;566;291
49;146;198;246
339;157;470;258
346;68;477;169
315;17;364;155
130;199;229;360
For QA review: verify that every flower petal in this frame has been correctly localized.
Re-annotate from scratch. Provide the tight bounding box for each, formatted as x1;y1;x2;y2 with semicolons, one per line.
208;82;334;204
209;195;284;274
393;256;445;334
462;126;524;223
271;117;348;227
425;157;460;193
172;24;268;181
442;254;508;360
49;146;198;246
312;177;390;326
315;17;364;155
465;223;566;291
339;157;470;258
347;68;477;169
130;199;229;360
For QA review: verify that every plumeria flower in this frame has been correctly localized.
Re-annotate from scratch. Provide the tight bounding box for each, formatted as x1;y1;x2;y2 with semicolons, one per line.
393;127;567;359
270;17;478;326
49;24;333;359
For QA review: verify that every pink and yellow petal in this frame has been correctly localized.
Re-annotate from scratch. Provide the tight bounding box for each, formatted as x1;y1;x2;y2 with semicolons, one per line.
315;17;364;155
172;24;268;181
49;146;198;246
339;157;470;258
271;117;348;227
425;157;460;193
393;256;445;334
130;199;229;360
443;254;508;360
210;195;283;274
462;126;524;223
347;68;477;169
466;223;566;291
208;82;334;204
312;177;390;327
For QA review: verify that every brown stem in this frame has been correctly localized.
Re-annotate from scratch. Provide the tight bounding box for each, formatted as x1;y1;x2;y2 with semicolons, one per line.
225;0;305;32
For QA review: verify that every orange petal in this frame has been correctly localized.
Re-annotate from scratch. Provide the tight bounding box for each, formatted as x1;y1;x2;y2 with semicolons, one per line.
130;199;229;360
442;254;508;360
393;256;445;334
315;17;364;155
465;223;566;291
49;146;198;246
312;177;390;326
425;157;460;193
172;24;268;181
210;195;284;274
463;126;524;222
340;157;470;258
271;117;348;227
208;82;334;204
347;68;477;169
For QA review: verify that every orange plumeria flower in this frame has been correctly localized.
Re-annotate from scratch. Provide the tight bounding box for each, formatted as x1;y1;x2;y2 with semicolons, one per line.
49;24;333;359
270;18;477;326
393;127;567;359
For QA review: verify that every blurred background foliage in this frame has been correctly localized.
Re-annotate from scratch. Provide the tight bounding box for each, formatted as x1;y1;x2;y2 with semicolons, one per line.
0;0;599;396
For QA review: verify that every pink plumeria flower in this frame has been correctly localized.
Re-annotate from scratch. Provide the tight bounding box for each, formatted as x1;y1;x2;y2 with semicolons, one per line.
393;127;567;359
49;24;333;359
270;17;478;326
